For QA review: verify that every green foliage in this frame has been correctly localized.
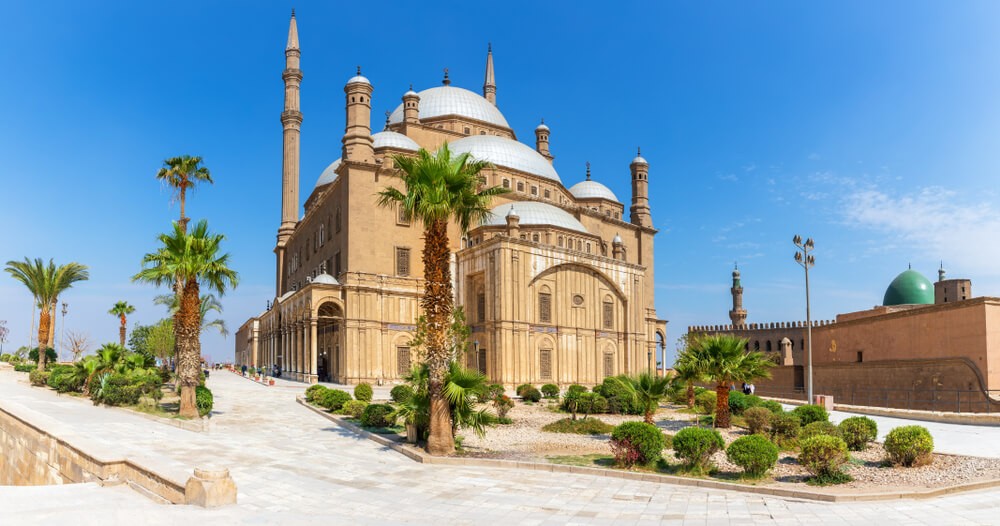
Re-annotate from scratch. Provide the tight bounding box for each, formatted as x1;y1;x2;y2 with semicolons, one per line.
611;372;673;423
799;421;840;442
884;425;934;467
354;382;373;402
610;421;667;467
791;404;829;426
541;384;560;398
542;417;614;435
743;407;773;435
341;400;368;419
515;384;534;397
29;347;58;365
727;391;751;415
47;365;83;393
305;384;328;403
29;369;51;387
672;426;725;473
90;373;142;406
0;353;12;362
726;434;779;478
687;334;774;427
14;363;36;373
390;384;414;403
360;403;394;428
481;383;505;404
768;412;801;444
838;416;878;451
521;386;542;403
597;376;643;415
492;395;514;419
397;361;496;440
799;435;850;482
566;384;588;397
695;390;717;415
760;400;784;414
195;386;213;417
317;389;352;411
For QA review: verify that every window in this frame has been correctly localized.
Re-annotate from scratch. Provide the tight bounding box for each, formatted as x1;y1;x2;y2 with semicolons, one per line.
397;205;409;226
395;247;411;276
477;292;486;322
479;130;486;135
538;292;552;323
517;181;525;192
540;349;552;380
557;236;564;247
577;240;582;251
532;233;540;243
585;243;591;254
856;351;863;363
335;208;342;233
531;185;538;196
602;301;613;329
464;127;471;135
754;341;760;351
397;347;411;376
544;189;551;199
502;178;510;189
478;348;487;374
766;341;772;352
318;224;325;246
334;252;341;276
603;353;613;378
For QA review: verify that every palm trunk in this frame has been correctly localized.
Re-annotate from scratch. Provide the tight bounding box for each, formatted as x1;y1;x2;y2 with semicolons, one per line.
715;383;731;428
422;218;455;455
686;382;695;408
176;279;202;418
37;306;51;371
119;315;127;347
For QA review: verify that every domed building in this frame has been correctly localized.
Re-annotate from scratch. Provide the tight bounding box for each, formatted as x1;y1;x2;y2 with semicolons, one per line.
882;267;934;306
235;14;667;386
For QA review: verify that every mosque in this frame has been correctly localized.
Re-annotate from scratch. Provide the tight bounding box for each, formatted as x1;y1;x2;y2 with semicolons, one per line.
235;13;668;385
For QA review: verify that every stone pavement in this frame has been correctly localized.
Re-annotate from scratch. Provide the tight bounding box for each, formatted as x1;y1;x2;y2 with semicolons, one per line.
3;370;1000;525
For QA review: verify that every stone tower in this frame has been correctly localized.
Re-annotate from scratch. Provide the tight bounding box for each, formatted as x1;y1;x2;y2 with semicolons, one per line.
535;119;552;161
402;85;420;124
483;43;496;105
629;148;651;227
276;10;302;295
729;264;747;327
342;67;374;163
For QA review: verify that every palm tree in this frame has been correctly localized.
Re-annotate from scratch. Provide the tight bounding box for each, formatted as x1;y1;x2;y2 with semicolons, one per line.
5;258;89;371
690;334;774;428
376;144;507;455
109;301;136;347
613;372;673;424
396;361;494;440
133;220;237;418
153;293;229;337
672;351;707;409
156;155;213;233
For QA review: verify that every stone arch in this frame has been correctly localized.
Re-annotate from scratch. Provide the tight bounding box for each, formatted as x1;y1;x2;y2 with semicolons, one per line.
527;262;626;302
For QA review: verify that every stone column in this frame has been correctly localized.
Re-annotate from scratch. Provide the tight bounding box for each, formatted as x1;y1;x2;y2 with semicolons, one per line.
308;318;318;384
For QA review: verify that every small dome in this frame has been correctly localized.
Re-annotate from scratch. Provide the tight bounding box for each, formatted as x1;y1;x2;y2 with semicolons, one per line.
506;206;518;219
449;135;561;183
612;233;623;244
569;180;619;202
312;273;339;285
277;290;295;302
403;88;418;97
388;85;510;129
372;131;420;151
315;159;342;188
535;121;549;132
483;202;587;233
632;154;648;165
883;269;934;306
347;74;370;86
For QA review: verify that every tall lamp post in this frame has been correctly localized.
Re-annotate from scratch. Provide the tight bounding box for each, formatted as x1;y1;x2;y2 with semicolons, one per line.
61;302;68;361
793;235;815;403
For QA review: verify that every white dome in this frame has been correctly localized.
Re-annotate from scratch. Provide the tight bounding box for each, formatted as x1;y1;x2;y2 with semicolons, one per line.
632;154;648;165
347;74;370;86
483;201;587;233
612;233;623;244
450;135;561;183
315;159;342;188
535;122;549;132
388;86;510;129
372;131;419;151
569;180;619;202
312;273;339;285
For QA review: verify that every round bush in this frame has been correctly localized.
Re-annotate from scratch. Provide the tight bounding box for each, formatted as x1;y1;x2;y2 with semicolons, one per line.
541;383;560;398
360;403;394;428
695;390;717;415
566;384;587;397
799;435;849;478
672;426;725;472
791;404;829;426
884;425;934;467
342;400;368;419
838;416;878;451
598;376;643;415
318;389;352;411
29;369;51;387
728;391;751;416
768;412;801;442
577;392;608;415
390;384;414;403
195;386;214;417
305;384;328;403
799;421;840;442
354;382;373;402
743;407;773;435
515;384;534;397
760;400;784;414
521;386;542;403
744;395;764;409
610;421;666;467
726;434;779;477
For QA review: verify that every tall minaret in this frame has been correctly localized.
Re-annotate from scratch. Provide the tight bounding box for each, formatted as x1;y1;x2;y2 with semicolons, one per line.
629;148;652;227
483;43;496;105
275;10;302;295
342;67;374;163
729;263;747;327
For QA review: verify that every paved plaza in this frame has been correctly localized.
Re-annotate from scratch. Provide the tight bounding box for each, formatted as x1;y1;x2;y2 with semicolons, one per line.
3;371;1000;525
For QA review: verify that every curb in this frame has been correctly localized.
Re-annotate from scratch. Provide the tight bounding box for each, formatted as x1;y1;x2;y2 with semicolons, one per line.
764;396;1000;427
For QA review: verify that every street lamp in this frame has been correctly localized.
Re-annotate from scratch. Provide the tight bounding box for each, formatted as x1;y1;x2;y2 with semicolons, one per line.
61;302;68;360
793;235;815;404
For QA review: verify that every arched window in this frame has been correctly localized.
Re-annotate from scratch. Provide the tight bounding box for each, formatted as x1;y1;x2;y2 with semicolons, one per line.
502;178;510;189
538;287;552;323
335;208;342;233
766;341;772;352
517;181;525;192
557;236;564;247
532;233;540;243
602;299;614;329
754;341;760;351
318;224;325;246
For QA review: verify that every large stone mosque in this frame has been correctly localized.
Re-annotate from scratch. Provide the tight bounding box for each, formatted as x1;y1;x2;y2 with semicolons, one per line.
235;13;667;386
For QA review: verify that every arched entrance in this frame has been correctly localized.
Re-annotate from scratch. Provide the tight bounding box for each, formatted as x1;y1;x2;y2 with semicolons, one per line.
317;302;343;383
655;330;666;376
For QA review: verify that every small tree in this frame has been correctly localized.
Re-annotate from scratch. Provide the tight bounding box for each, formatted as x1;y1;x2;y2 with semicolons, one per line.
65;331;92;362
690;334;773;428
613;372;672;424
108;301;136;347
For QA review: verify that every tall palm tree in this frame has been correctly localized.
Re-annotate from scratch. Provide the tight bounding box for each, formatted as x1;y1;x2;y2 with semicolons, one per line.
690;334;774;428
613;372;673;424
671;354;706;409
133;220;238;418
109;301;136;347
156;155;213;233
376;144;507;455
5;258;89;371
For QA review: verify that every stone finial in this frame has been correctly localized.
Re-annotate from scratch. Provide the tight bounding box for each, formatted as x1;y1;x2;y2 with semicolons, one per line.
586;161;591;180
443;68;451;86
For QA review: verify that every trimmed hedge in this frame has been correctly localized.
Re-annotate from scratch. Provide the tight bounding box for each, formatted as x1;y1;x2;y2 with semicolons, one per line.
791;404;829;426
521;386;542;403
799;421;840;442
672;426;725;473
768;412;801;443
305;384;328;403
354;383;373;402
799;435;849;480
317;389;352;411
360;403;394;428
342;400;368;419
884;425;934;467
743;407;772;435
541;384;560;398
390;384;414;403
14;364;36;373
515;384;534;397
610;421;666;467
597;376;643;415
29;369;51;387
760;400;784;414
838;416;878;451
726;434;779;477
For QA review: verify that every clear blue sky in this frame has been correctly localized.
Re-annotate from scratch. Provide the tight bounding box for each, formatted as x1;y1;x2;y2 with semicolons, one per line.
3;1;1000;364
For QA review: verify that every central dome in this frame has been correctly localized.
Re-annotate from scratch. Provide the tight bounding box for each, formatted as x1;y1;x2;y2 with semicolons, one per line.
568;180;619;202
388;86;510;129
450;135;561;183
883;269;934;306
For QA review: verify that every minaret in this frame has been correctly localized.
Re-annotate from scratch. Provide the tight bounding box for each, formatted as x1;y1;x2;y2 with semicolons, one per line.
729;263;747;327
629;148;652;227
483;43;496;105
938;261;946;282
402;85;420;124
342;66;374;163
276;10;302;295
535;119;552;161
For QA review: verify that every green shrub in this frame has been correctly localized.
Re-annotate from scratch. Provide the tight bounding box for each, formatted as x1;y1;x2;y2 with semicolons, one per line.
482;383;505;403
317;389;352;411
565;384;587;397
791;404;829;426
390;384;414;403
515;383;534;397
342;400;368;419
799;421;840;442
28;347;57;364
695;390;717;415
744;395;764;409
0;353;11;362
521;386;542;403
768;412;801;444
579;392;608;415
14;364;36;373
760;400;784;414
610;421;667;467
354;382;373;402
305;384;328;403
47;366;83;393
560;384;589;412
195;386;213;417
884;425;934;467
541;383;560;398
91;373;141;406
360;403;394;428
726;434;779;478
598;376;643;415
29;369;51;387
673;426;725;473
542;417;614;435
743;407;772;435
728;391;751;416
492;395;514;418
838;416;878;451
799;435;850;483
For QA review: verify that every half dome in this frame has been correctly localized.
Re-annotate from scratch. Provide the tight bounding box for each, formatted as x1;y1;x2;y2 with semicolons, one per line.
311;273;340;285
315;159;342;188
883;269;934;306
483;201;587;233
388;86;510;129
372;131;419;151
569;180;619;202
450;135;561;183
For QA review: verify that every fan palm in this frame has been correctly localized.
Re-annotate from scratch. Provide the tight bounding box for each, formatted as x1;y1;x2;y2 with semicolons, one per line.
396;361;494;441
690;334;774;428
376;143;507;455
133;220;238;418
672;351;707;409
5;258;89;371
613;372;673;424
156;155;213;233
109;301;136;347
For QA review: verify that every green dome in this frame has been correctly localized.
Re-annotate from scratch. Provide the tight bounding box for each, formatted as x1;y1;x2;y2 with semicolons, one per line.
883;269;934;306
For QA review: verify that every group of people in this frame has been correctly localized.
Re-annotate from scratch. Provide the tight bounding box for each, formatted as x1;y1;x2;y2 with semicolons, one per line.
733;382;756;395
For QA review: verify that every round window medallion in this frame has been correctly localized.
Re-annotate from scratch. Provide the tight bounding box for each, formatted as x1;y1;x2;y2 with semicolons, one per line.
572;294;584;306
